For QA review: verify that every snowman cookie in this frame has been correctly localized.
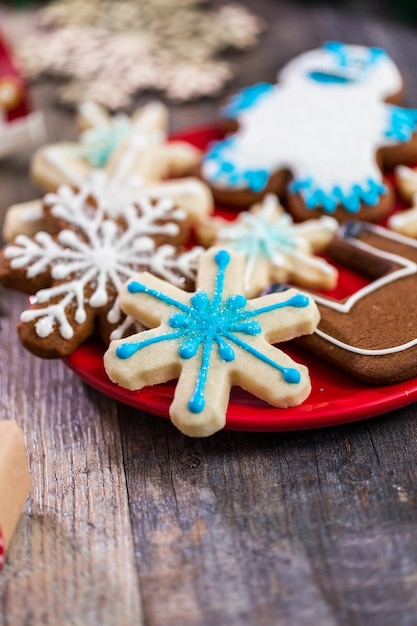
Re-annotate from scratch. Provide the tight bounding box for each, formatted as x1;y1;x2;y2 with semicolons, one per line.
201;42;417;223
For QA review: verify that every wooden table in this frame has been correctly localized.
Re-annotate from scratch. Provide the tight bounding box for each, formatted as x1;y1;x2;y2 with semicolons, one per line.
1;2;417;624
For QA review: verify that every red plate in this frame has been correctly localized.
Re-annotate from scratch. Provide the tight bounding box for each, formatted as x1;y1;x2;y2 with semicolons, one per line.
65;125;417;432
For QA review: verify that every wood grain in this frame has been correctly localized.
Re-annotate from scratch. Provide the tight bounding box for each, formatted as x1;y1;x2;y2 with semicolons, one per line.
1;1;417;625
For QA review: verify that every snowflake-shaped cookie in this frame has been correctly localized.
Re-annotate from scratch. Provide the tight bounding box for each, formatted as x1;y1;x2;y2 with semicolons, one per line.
201;42;417;222
0;192;202;358
104;247;320;437
15;2;262;108
197;194;338;296
388;165;417;237
3;100;212;241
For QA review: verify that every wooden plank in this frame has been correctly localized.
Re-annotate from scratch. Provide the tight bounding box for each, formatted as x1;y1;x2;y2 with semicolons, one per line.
120;408;417;626
0;293;143;625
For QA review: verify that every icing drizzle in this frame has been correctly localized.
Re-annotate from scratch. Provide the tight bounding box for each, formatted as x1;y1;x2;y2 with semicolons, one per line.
116;249;310;413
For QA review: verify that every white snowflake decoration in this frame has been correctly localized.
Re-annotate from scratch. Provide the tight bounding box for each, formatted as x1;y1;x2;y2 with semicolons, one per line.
2;194;201;355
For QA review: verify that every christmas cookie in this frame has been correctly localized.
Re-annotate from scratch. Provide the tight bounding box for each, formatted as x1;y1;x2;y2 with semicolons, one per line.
3;100;213;241
0;189;202;358
295;221;417;384
197;194;338;296
387;165;417;236
32;100;201;190
201;42;417;222
104;247;320;437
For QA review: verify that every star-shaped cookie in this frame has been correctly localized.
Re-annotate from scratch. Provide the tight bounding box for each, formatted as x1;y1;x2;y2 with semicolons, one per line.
3;100;213;240
197;194;338;296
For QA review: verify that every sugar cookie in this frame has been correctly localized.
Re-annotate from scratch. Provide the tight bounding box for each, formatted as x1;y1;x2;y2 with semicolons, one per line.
197;194;338;296
104;247;320;437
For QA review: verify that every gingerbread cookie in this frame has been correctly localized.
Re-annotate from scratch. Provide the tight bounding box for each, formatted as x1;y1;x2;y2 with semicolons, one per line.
197;194;338;296
3;100;213;241
104;247;320;437
294;221;417;384
201;42;417;222
387;165;417;237
0;189;202;358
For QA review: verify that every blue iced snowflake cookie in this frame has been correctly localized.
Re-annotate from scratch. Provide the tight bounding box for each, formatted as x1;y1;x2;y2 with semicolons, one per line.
104;247;320;437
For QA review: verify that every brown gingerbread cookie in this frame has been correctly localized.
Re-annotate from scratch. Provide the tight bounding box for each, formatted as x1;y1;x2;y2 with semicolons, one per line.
200;42;417;223
294;221;417;384
0;188;202;358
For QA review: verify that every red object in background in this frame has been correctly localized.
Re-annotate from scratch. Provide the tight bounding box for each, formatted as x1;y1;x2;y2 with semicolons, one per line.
0;29;44;157
0;33;29;121
0;527;4;570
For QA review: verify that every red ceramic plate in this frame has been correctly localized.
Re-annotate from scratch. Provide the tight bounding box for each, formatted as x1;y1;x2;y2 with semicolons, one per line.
65;125;417;432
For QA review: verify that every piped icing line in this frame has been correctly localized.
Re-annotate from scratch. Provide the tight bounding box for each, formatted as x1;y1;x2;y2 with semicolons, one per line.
314;328;417;356
115;249;310;413
303;223;417;355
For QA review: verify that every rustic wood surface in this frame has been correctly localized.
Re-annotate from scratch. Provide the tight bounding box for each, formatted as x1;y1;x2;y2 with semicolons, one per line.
1;1;417;625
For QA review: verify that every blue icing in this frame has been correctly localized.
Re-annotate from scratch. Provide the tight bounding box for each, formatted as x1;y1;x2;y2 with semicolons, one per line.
203;139;270;192
309;42;387;85
116;250;309;413
78;118;130;167
385;106;417;142
222;83;274;118
290;177;387;213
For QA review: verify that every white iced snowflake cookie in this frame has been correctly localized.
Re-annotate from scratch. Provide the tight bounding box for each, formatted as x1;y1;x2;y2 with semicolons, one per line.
197;194;338;296
104;247;320;437
0;190;203;358
3;100;213;241
201;42;417;223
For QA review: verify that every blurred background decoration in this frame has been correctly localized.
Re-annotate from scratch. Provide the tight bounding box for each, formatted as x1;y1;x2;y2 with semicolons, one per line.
2;0;263;110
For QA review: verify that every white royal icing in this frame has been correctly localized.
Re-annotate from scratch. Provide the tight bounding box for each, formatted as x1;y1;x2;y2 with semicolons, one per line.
202;44;409;210
44;170;187;226
5;192;189;340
